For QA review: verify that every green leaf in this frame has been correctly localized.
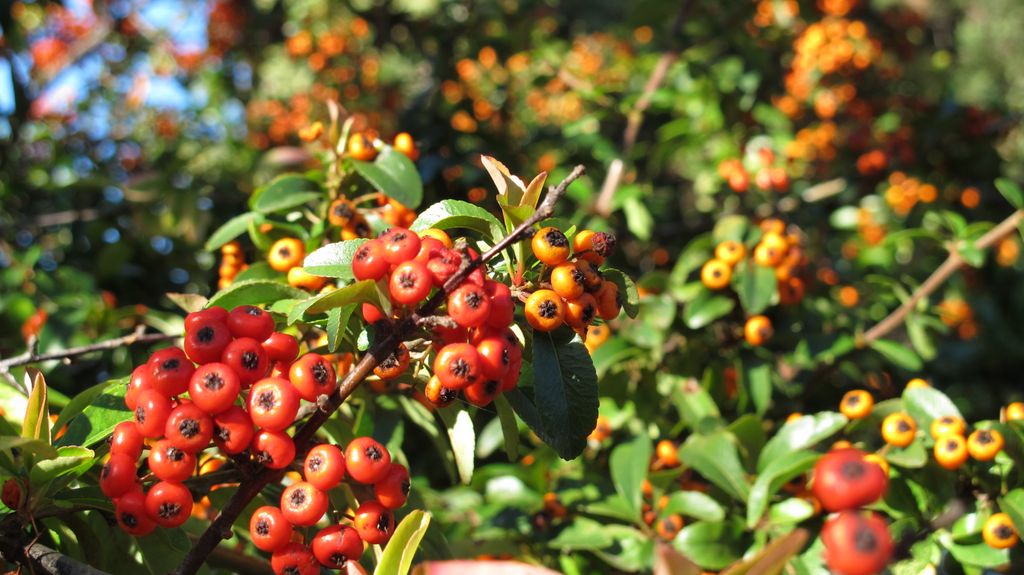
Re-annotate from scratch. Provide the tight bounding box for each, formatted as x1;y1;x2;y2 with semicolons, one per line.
410;200;505;242
623;196;653;241
679;431;751;502
57;389;132;448
610;435;651;520
493;395;520;461
732;261;777;315
250;174;322;214
288;279;389;324
52;379;120;440
902;386;963;429
482;155;527;206
207;280;308;310
684;289;735;329
603;268;641;319
528;334;599;460
757;412;848;472
374;510;431;575
768;499;815;526
664;374;721;430
22;368;50;444
870;339;923;371
943;538;1010;568
673;519;746;570
712;215;749;243
302;239;368;279
351;147;423;210
746;451;819;528
885;441;928;469
659;491;725;522
325;305;355;352
29;446;95;487
165;293;208;314
0;437;57;459
998;489;1024;534
205;212;264;251
549;517;616;550
740;360;772;415
995;179;1024;209
137;527;191;575
440;408;475;485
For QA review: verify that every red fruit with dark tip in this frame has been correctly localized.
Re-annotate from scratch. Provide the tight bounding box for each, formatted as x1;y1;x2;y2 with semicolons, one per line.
115;488;156;536
311;525;364;568
164;402;214;452
484;280;515;328
303;444;346;491
426;249;461;286
110;420;144;459
280;481;328;527
464;378;501;407
262;332;300;363
374;464;411;509
212;405;254;455
221;337;270;387
353;239;389;281
247;377;300;432
271;542;319;575
252;429;295;469
125;365;153;411
379;227;421;264
100;453;138;498
353;500;395;545
148;439;196;482
811;448;888;512
447;284;491;328
362;303;385;324
183;319;232;365
148;347;195;396
821;511;894;575
476;336;511;380
345;437;391;484
144;481;193;528
185;306;228;331
133;389;172;438
289;353;337;402
250;506;293;552
189;362;241;414
227;305;275;341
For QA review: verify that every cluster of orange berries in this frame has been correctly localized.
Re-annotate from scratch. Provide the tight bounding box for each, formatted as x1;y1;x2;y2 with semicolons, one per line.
105;304;384;545
218;241;248;289
266;237;330;292
717;148;791;194
346;131;419;163
525;228;621;335
750;0;799;29
937;299;978;340
248;437;409;574
882;172;938;216
786;17;879;105
353;226;523;408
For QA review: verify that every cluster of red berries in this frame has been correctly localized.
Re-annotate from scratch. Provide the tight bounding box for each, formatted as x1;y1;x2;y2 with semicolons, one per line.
250;437;409;574
353;226;523;408
810;448;893;575
525;227;619;333
104;304;351;537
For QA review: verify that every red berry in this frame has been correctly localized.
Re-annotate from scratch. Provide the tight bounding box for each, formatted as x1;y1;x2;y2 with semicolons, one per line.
380;227;421;264
415;236;446;263
248;377;300;432
303;444;346;491
464;378;501;407
476;336;511;380
110;420;144;459
185;306;228;331
389;260;433;305
353;500;395;545
252;429;295;469
426;249;461;286
1;479;21;510
148;347;195;396
447;284;491;328
271;543;319;575
100;453;138;498
263;332;300;364
144;481;193;528
148;439;196;482
227;305;275;341
821;511;894;575
501;354;522;393
280;481;328;527
221;337;270;387
353;239;389;281
189;362;241;414
345;437;391;484
289;353;337;402
484;280;515;328
213;405;254;455
311;525;364;568
812;448;888;512
433;343;482;390
250;506;294;553
164;402;214;452
362;303;385;324
374;464;411;509
133;389;172;438
183;319;232;365
125;365;153;411
115;488;156;536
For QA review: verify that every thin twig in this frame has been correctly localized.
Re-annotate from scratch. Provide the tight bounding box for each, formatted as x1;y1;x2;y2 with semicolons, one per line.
173;165;586;575
0;326;178;371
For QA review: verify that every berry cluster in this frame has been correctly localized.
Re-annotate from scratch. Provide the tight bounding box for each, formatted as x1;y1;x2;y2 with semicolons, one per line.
104;304;374;542
218;240;248;289
266;237;330;292
526;227;620;334
353;226;523;408
717;147;790;194
250;437;410;574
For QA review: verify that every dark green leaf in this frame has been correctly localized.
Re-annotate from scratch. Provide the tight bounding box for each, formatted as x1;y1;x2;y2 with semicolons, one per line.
746;451;819;528
57;389;132;448
741;360;772;415
493;395;520;461
610;435;651;520
679;431;750;502
249;174;322;214
870;339;923;371
137;527;191;575
885;441;928;469
684;289;735;329
998;489;1024;534
757;412;848;472
52;379;120;439
603;268;641;318
902;386;963;428
529;334;599;460
207;280;308;310
303;239;368;279
410;200;505;241
351;147;423;209
995;179;1024;209
659;491;725;522
205;212;264;251
673;519;746;570
548;517;615;550
712;215;749;243
29;446;95;487
732;261;777;315
665;374;722;429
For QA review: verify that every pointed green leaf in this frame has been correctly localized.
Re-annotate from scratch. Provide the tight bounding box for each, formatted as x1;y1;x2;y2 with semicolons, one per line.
679;431;751;502
410;200;505;242
250;174;322;214
207;280;308;311
610;435;651;520
528;334;599;460
374;510;431;575
732;261;777;315
351;146;423;209
205;212;264;251
684;289;735;329
746;451;819;528
303;239;368;280
22;368;50;444
757;412;848;472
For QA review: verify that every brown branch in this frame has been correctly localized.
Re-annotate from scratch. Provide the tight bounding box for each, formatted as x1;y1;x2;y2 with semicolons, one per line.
0;326;178;372
173;165;586;575
862;209;1024;344
0;535;107;575
594;0;695;217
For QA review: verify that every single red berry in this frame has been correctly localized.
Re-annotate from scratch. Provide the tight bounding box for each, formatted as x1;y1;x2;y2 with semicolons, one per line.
148;347;195;397
1;479;21;510
144;481;193;528
289;353;337;402
353;500;395;545
279;481;328;527
379;227;421;264
362;303;386;324
213;405;254;455
433;343;482;390
263;332;300;364
476;336;511;380
148;439;196;482
311;525;364;568
250;506;294;553
115;488;156;536
100;453;138;498
125;364;153;411
188;362;241;415
353;239;389;281
447;284;491;328
389;260;433;305
110;420;144;459
812;448;889;512
821;511;894;575
484;280;515;328
221;337;270;387
164;401;215;452
252;429;295;469
227;305;275;341
374;464;411;509
501;354;522;393
465;377;501;407
271;542;319;575
184;306;228;332
414;236;446;263
345;437;392;484
426;249;461;286
248;377;300;432
183;318;232;365
133;389;172;438
303;444;346;491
